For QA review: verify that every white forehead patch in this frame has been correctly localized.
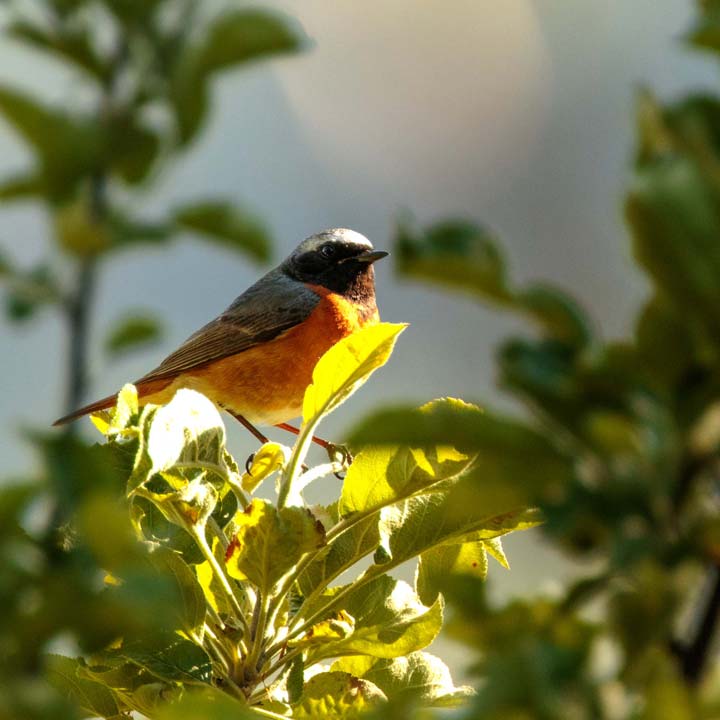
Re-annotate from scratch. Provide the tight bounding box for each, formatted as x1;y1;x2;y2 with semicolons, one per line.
295;228;373;254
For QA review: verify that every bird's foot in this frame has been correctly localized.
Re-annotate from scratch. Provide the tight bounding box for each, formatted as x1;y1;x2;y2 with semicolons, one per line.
326;443;353;480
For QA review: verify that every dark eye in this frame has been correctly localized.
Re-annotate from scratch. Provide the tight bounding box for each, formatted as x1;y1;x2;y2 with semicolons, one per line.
320;244;336;258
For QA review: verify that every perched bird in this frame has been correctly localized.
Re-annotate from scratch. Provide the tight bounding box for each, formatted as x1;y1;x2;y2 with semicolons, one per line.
54;228;388;441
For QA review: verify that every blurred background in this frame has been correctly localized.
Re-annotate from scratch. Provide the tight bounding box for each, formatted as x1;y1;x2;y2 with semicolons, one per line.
0;0;710;590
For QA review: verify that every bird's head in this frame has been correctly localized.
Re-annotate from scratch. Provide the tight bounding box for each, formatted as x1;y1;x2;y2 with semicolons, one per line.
282;228;388;297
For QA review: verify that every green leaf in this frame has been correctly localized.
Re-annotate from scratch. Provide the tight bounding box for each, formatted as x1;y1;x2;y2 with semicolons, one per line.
517;284;593;348
53;198;111;256
49;0;89;17
45;654;123;719
339;444;471;519
635;296;696;386
168;10;302;146
109;212;174;248
148;547;208;633
292;671;386;719
199;9;303;74
688;7;720;53
626;154;720;340
416;542;489;605
78;660;175;717
104;0;165;25
363;485;538;582
169;49;208;145
144;389;227;479
105;313;163;356
195;536;233;615
351;399;567;484
303;575;443;663
396;219;512;303
154;688;255;719
303;322;407;425
288;654;305;704
226;499;326;593
8;20;110;83
299;492;536;650
0;85;100;200
242;441;290;492
4;264;60;323
174;200;270;261
92;383;139;436
118;631;212;684
0;171;45;200
333;652;474;708
297;506;380;598
105;113;161;184
483;536;509;569
0;249;11;278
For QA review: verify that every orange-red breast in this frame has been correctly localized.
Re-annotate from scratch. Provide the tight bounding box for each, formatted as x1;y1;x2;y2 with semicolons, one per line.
53;228;387;429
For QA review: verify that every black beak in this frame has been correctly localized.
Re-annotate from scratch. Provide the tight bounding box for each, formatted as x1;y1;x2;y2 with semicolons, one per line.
352;250;389;264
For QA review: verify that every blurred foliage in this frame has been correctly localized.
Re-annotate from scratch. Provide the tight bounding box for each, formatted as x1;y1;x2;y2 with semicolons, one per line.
4;324;536;718
0;0;304;716
354;2;720;716
0;0;302;407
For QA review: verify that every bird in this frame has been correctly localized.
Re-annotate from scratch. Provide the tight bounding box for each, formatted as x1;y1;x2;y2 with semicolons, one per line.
53;228;388;445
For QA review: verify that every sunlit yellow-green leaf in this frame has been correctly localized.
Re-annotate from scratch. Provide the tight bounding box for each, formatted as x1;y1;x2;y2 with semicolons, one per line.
147;389;225;475
301;575;443;663
483;536;509;569
112;383;139;432
289;609;355;647
302;322;407;425
416;542;489;606
195;537;231;615
242;441;290;492
359;486;539;589
339;445;471;519
333;652;474;708
292;671;386;719
225;499;325;593
54;198;110;256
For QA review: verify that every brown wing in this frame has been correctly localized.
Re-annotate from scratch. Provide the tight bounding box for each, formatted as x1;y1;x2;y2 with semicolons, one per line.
137;268;319;383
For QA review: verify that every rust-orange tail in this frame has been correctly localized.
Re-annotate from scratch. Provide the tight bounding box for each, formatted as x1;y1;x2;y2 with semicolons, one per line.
52;393;120;426
52;378;170;426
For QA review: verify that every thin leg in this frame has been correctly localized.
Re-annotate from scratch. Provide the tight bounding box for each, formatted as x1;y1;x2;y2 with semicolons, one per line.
276;421;353;479
274;421;330;450
228;411;269;445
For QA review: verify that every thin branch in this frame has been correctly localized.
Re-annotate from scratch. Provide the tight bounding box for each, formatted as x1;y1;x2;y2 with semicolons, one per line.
63;256;97;421
674;565;720;684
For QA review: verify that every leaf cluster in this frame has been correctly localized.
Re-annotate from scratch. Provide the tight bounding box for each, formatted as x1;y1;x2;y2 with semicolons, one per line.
356;5;720;715
32;324;537;718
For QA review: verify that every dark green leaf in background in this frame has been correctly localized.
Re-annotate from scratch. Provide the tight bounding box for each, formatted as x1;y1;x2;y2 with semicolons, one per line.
0;85;101;201
396;219;512;303
105;313;163;356
174;200;271;261
0;171;46;201
199;9;304;74
7;20;110;84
